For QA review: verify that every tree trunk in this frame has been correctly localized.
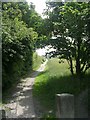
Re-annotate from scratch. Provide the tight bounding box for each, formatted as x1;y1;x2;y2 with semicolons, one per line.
70;56;74;75
76;37;81;76
76;58;81;76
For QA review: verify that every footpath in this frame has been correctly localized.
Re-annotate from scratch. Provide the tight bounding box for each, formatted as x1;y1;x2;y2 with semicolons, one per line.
4;60;48;118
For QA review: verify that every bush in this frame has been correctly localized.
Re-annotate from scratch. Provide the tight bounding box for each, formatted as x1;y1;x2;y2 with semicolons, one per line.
2;14;37;92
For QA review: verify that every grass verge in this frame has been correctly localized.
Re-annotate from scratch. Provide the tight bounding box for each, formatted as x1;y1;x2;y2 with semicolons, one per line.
33;58;89;114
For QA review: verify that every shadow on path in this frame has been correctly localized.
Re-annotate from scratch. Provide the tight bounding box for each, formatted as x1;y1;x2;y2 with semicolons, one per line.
3;60;48;118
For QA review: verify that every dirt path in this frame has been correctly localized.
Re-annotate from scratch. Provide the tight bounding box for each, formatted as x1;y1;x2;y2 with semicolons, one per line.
4;60;48;118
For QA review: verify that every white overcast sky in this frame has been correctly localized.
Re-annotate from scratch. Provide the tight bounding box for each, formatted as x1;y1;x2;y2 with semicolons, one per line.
26;0;47;16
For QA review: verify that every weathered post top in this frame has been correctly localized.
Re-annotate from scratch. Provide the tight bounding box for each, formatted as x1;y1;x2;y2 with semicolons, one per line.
56;93;74;118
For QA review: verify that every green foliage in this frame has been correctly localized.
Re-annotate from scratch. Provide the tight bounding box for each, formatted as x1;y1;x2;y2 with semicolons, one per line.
33;58;89;114
44;2;90;76
2;2;39;91
33;52;43;70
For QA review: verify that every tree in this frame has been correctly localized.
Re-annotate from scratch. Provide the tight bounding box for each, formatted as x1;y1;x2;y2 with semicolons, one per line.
2;2;38;90
44;2;90;76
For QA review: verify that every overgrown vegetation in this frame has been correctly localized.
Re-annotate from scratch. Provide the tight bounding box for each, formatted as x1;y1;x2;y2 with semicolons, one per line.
33;52;43;71
2;52;43;103
33;58;89;114
2;2;45;92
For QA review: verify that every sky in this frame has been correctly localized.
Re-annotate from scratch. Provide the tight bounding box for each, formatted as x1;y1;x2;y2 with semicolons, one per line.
26;0;47;16
26;0;55;56
36;46;56;56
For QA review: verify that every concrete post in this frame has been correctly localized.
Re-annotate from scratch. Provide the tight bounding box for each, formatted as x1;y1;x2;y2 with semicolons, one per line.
0;109;6;119
56;93;74;118
2;109;6;118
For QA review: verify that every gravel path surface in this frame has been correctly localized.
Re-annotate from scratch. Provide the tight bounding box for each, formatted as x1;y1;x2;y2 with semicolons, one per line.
4;60;48;118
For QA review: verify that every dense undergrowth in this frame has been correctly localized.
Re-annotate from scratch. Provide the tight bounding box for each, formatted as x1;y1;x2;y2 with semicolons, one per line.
2;52;43;102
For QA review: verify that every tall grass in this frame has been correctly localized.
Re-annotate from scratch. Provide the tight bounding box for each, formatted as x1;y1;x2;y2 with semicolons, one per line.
33;58;89;112
32;52;43;71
